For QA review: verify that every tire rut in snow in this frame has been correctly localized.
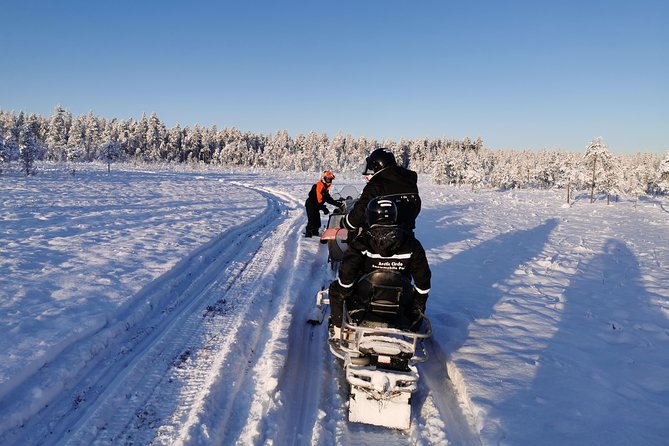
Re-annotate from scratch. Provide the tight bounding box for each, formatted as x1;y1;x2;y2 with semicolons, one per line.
0;187;287;445
418;340;483;446
255;242;334;445
178;193;311;445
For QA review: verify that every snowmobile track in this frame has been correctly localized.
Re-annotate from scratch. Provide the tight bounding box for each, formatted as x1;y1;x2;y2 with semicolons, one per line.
0;184;291;445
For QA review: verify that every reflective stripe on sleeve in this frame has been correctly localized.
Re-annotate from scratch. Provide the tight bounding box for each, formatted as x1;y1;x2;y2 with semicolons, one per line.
414;286;430;294
338;278;354;288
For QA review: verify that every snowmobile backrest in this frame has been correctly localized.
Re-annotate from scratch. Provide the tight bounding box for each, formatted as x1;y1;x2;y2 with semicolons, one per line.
353;270;414;326
369;283;402;316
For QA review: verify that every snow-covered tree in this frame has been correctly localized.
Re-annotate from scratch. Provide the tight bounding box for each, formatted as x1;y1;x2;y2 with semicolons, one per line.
19;118;41;175
130;113;149;161
583;137;613;203
66;116;86;165
166;123;183;162
146;112;166;161
200;125;217;164
599;154;623;204
617;153;658;201
45;105;70;161
463;150;485;190
324;133;346;172
100;140;121;173
84;113;101;160
0;132;7;173
183;125;203;165
431;148;448;185
657;151;669;194
0;114;20;173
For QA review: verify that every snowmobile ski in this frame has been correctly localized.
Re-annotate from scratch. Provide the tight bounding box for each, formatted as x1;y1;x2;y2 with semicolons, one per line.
307;289;329;325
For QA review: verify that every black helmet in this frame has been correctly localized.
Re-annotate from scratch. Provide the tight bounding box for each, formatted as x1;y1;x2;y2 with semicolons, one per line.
363;148;397;175
366;198;398;226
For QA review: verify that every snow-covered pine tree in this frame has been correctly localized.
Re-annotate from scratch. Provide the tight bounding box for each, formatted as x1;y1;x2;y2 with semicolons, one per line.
183;125;203;165
84;112;101;161
164;123;182;162
130;113;149;162
0;113;20;172
66;116;86;167
325;133;345;173
657;151;669;194
202;125;218;164
0;132;7;173
583;137;613;203
147;112;167;162
265;130;291;169
464;150;485;190
599;154;622;204
100;140;121;173
45;105;70;161
554;151;582;203
431;148;447;185
617;153;656;203
99;124;121;172
19;118;41;175
12;112;25;145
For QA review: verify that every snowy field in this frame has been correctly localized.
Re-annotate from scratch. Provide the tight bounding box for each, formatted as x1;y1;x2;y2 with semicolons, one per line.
1;163;668;445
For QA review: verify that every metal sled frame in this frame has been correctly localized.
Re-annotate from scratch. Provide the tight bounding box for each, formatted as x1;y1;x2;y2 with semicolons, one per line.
337;306;431;363
316;289;432;430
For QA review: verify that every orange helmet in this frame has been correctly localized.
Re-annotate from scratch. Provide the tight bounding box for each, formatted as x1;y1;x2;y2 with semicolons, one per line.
322;170;335;183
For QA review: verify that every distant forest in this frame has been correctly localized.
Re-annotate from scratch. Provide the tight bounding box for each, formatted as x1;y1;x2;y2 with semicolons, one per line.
1;107;668;197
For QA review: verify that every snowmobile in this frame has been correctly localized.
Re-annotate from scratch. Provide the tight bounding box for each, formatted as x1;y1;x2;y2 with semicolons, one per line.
315;270;431;430
319;185;359;270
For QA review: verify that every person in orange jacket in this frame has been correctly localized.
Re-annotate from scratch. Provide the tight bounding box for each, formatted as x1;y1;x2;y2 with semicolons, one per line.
304;170;343;237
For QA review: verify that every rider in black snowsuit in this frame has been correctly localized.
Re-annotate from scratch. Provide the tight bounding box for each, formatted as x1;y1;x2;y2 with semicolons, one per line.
342;148;421;234
329;197;431;333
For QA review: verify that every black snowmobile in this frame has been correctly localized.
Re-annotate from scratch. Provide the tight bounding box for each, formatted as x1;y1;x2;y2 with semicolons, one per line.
315;270;431;430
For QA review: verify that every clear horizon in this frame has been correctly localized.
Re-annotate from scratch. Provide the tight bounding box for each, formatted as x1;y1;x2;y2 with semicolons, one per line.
1;1;667;155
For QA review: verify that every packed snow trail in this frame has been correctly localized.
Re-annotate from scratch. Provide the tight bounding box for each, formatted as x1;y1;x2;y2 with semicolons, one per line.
0;181;477;445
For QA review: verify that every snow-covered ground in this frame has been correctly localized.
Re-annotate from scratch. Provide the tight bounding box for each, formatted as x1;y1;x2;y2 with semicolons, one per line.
1;163;668;445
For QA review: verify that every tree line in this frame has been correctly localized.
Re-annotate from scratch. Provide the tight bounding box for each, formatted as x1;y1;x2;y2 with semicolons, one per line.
1;106;668;198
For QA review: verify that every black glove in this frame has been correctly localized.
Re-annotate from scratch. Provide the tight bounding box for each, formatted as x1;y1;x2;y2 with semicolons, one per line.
409;291;428;331
322;207;330;215
412;290;428;315
331;279;352;294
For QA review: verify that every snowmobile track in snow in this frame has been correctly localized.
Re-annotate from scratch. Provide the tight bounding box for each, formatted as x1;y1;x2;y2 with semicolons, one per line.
0;184;294;445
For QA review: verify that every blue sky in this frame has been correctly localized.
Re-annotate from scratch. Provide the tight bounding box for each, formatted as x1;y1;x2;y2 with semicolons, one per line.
1;0;667;154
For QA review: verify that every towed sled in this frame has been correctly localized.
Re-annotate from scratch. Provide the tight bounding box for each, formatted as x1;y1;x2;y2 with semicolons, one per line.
315;270;431;430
